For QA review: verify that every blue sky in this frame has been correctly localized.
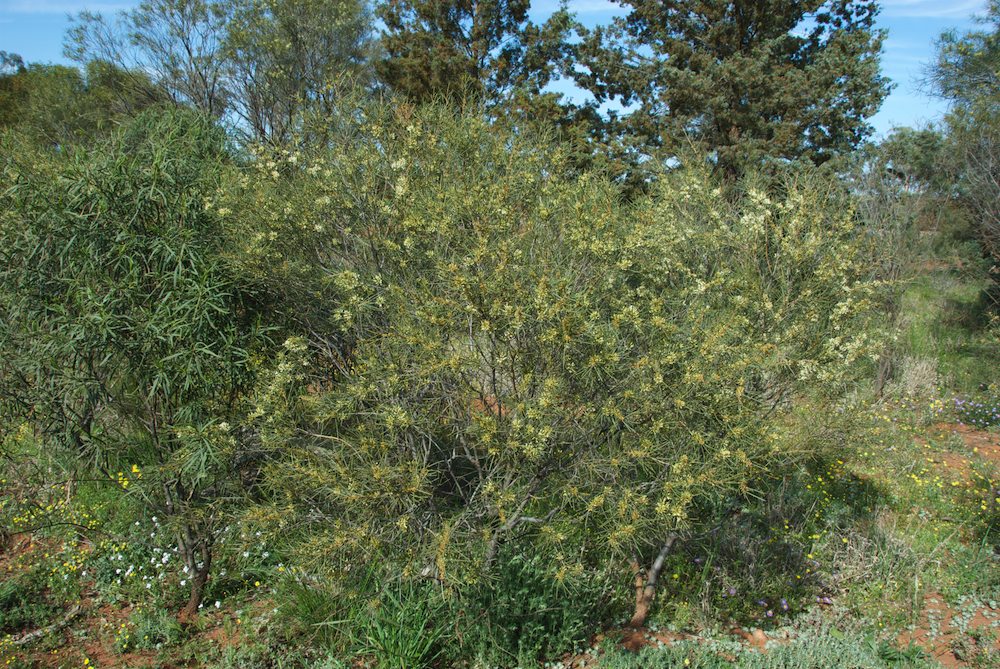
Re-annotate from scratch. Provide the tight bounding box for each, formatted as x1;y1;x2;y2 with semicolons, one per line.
0;0;989;137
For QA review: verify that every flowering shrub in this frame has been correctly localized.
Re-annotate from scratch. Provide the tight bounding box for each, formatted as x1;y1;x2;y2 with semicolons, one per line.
219;103;891;628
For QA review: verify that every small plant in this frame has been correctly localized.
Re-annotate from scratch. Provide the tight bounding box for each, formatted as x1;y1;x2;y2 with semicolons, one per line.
128;606;185;650
870;635;929;666
351;581;447;669
952;395;1000;428
0;566;62;636
598;627;937;668
452;549;617;666
274;576;367;651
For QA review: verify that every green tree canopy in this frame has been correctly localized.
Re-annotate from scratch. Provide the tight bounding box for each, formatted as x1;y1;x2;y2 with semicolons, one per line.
224;0;372;144
931;0;1000;113
0;60;165;148
375;0;573;110
66;0;373;144
0;109;271;618
574;0;890;180
931;1;1000;279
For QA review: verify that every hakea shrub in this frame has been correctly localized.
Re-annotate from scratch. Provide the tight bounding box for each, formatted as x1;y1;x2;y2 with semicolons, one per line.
218;102;890;627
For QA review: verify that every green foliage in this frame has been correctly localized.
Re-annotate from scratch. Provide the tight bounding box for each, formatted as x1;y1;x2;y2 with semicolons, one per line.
598;629;933;669
223;0;373;144
66;0;374;144
878;127;951;195
0;60;164;148
0;108;271;614
930;2;1000;307
126;606;186;650
931;0;1000;113
350;581;447;669
451;549;618;666
574;0;891;181
375;0;571;109
273;579;355;649
66;0;232;117
0;566;62;636
1;4;997;666
219;102;890;633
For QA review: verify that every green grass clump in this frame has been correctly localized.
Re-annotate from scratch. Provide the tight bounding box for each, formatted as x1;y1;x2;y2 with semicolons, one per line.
598;629;933;669
448;550;620;667
0;567;61;636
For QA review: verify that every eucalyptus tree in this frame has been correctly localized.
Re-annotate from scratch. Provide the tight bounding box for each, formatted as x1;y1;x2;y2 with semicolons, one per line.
65;0;373;144
66;0;231;117
224;0;373;145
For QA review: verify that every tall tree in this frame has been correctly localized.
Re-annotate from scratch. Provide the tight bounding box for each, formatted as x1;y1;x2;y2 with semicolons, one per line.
65;0;373;143
575;0;890;179
66;0;231;117
931;0;1000;112
224;0;373;144
931;1;1000;296
375;0;573;110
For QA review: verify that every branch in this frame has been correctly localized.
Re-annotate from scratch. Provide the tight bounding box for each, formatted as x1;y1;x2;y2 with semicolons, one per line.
12;605;82;646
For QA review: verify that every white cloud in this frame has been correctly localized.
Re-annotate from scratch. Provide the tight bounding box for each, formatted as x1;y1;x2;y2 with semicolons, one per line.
1;0;136;14
881;0;987;19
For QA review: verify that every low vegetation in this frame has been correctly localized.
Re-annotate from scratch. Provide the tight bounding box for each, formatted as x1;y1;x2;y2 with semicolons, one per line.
1;0;999;667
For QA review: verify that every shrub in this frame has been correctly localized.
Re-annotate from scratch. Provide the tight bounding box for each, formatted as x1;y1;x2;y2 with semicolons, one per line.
0;108;272;617
222;101;891;633
0;567;61;636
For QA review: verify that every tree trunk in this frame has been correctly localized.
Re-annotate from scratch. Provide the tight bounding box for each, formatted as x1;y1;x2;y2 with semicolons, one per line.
874;346;894;398
177;527;213;623
628;535;678;628
179;547;212;623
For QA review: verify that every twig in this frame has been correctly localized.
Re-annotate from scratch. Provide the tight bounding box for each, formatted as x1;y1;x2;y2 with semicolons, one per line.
12;605;82;646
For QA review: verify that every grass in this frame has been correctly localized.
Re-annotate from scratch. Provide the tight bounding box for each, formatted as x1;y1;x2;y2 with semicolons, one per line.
597;628;935;669
900;269;999;396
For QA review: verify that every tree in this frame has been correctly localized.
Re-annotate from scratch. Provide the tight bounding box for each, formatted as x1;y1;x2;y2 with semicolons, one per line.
0;109;271;619
375;0;573;110
0;51;24;76
0;60;165;148
66;0;231;117
930;0;1000;112
930;1;1000;300
574;0;890;179
0;52;28;129
65;0;373;143
224;0;373;144
877;126;949;192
